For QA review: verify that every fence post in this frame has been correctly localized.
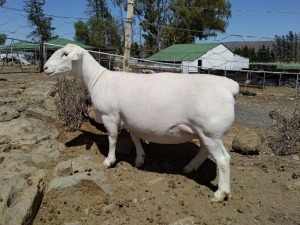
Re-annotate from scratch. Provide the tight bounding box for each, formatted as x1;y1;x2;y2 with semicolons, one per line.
123;0;134;72
279;73;282;87
263;72;266;95
296;74;299;96
39;35;44;73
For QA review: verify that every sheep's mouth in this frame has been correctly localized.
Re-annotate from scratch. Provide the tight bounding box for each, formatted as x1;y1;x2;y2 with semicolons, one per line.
44;71;56;77
45;70;67;76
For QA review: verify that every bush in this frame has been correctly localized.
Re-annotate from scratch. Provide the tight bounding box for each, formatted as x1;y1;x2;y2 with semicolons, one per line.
54;75;91;131
268;108;300;155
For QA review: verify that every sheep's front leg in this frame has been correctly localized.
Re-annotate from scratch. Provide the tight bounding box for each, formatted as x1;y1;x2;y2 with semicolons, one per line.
102;116;119;168
103;135;118;168
130;133;146;168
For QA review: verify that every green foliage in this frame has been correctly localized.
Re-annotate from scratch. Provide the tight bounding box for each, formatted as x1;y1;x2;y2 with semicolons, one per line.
274;31;300;63
74;20;90;44
131;42;141;57
134;0;231;57
0;0;6;6
0;33;6;45
23;0;56;41
234;45;274;63
74;0;122;51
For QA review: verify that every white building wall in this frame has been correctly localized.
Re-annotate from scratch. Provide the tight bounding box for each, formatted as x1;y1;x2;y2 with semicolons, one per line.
181;44;249;73
181;61;198;73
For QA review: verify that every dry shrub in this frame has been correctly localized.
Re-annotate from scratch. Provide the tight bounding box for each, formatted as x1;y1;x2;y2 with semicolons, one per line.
54;75;91;131
268;108;300;155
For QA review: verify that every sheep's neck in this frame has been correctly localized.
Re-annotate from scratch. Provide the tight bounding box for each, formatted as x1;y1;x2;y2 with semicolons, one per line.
81;51;107;92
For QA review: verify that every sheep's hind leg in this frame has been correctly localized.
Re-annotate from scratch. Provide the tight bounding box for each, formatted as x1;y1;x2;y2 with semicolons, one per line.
182;144;209;173
130;133;146;168
200;134;231;203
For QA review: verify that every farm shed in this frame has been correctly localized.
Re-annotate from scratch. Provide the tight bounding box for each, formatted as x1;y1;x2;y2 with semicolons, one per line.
147;43;249;73
0;40;39;65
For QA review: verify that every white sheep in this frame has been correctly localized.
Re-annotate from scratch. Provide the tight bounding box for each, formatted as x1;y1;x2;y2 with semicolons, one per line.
44;44;239;203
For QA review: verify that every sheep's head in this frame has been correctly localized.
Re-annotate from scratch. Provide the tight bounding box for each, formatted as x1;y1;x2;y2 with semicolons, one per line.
44;44;83;76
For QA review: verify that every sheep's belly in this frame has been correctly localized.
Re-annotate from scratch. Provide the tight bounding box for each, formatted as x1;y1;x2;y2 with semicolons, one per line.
129;125;198;144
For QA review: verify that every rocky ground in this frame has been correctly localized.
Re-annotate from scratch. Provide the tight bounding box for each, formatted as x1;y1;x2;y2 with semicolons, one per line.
0;73;299;225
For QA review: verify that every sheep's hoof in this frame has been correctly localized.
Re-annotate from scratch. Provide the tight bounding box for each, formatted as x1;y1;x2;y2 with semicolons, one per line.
211;191;231;203
182;164;195;174
135;162;144;168
103;158;115;169
135;154;145;168
210;197;223;203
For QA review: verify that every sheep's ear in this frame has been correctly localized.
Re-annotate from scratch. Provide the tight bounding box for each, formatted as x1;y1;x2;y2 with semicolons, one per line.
67;49;80;61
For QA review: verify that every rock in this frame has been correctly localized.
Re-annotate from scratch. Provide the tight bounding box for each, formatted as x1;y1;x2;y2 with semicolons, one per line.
148;177;165;186
53;155;102;177
169;217;195;225
71;155;96;173
53;160;72;176
30;140;64;164
0;77;63;224
232;130;262;154
0;116;59;146
64;221;82;225
291;155;299;161
0;155;46;225
47;170;110;195
286;180;300;191
0;106;20;122
0;135;11;152
102;204;117;213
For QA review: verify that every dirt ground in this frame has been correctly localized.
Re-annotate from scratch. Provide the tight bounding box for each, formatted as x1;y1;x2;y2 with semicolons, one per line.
2;73;300;225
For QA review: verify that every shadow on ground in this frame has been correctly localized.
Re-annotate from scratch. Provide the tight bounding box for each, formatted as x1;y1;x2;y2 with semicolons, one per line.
64;129;218;193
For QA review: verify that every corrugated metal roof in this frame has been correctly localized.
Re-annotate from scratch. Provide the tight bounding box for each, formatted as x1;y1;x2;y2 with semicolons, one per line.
0;38;94;51
147;43;220;62
0;41;38;50
46;38;94;49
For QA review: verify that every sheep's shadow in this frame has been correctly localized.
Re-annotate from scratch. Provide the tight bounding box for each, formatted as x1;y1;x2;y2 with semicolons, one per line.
65;129;218;193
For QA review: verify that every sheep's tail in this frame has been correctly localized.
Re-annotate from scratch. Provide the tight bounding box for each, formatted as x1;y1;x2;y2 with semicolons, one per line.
226;78;240;99
226;78;240;98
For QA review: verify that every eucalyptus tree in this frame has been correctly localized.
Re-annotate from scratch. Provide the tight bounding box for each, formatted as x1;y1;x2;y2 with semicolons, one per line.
74;0;122;51
119;0;232;56
23;0;56;41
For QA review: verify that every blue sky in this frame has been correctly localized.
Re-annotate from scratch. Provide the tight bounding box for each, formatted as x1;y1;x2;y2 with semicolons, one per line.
1;0;300;44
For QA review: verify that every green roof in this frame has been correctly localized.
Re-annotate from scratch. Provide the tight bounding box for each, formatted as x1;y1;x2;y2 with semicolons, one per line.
0;38;94;51
147;43;220;62
46;38;94;49
0;41;39;50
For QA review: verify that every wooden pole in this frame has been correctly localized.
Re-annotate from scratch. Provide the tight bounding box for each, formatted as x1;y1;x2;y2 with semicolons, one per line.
39;35;44;73
296;74;299;96
123;0;134;72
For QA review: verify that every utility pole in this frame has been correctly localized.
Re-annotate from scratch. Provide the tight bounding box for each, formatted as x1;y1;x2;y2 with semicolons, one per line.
123;0;134;72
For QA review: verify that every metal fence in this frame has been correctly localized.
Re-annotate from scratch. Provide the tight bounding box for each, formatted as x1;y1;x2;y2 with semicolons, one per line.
0;38;40;73
0;41;299;97
84;49;300;97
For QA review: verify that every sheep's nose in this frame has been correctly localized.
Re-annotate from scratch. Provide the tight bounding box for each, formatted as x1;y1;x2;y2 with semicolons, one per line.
43;66;48;71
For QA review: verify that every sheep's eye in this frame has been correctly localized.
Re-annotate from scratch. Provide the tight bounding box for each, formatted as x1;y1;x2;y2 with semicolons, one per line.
62;52;68;57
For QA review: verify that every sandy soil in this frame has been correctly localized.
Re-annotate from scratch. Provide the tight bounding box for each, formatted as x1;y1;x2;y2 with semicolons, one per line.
2;73;299;225
33;121;300;225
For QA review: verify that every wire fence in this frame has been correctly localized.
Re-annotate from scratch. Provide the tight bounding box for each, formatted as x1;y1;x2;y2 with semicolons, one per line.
0;4;299;96
1;39;298;97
